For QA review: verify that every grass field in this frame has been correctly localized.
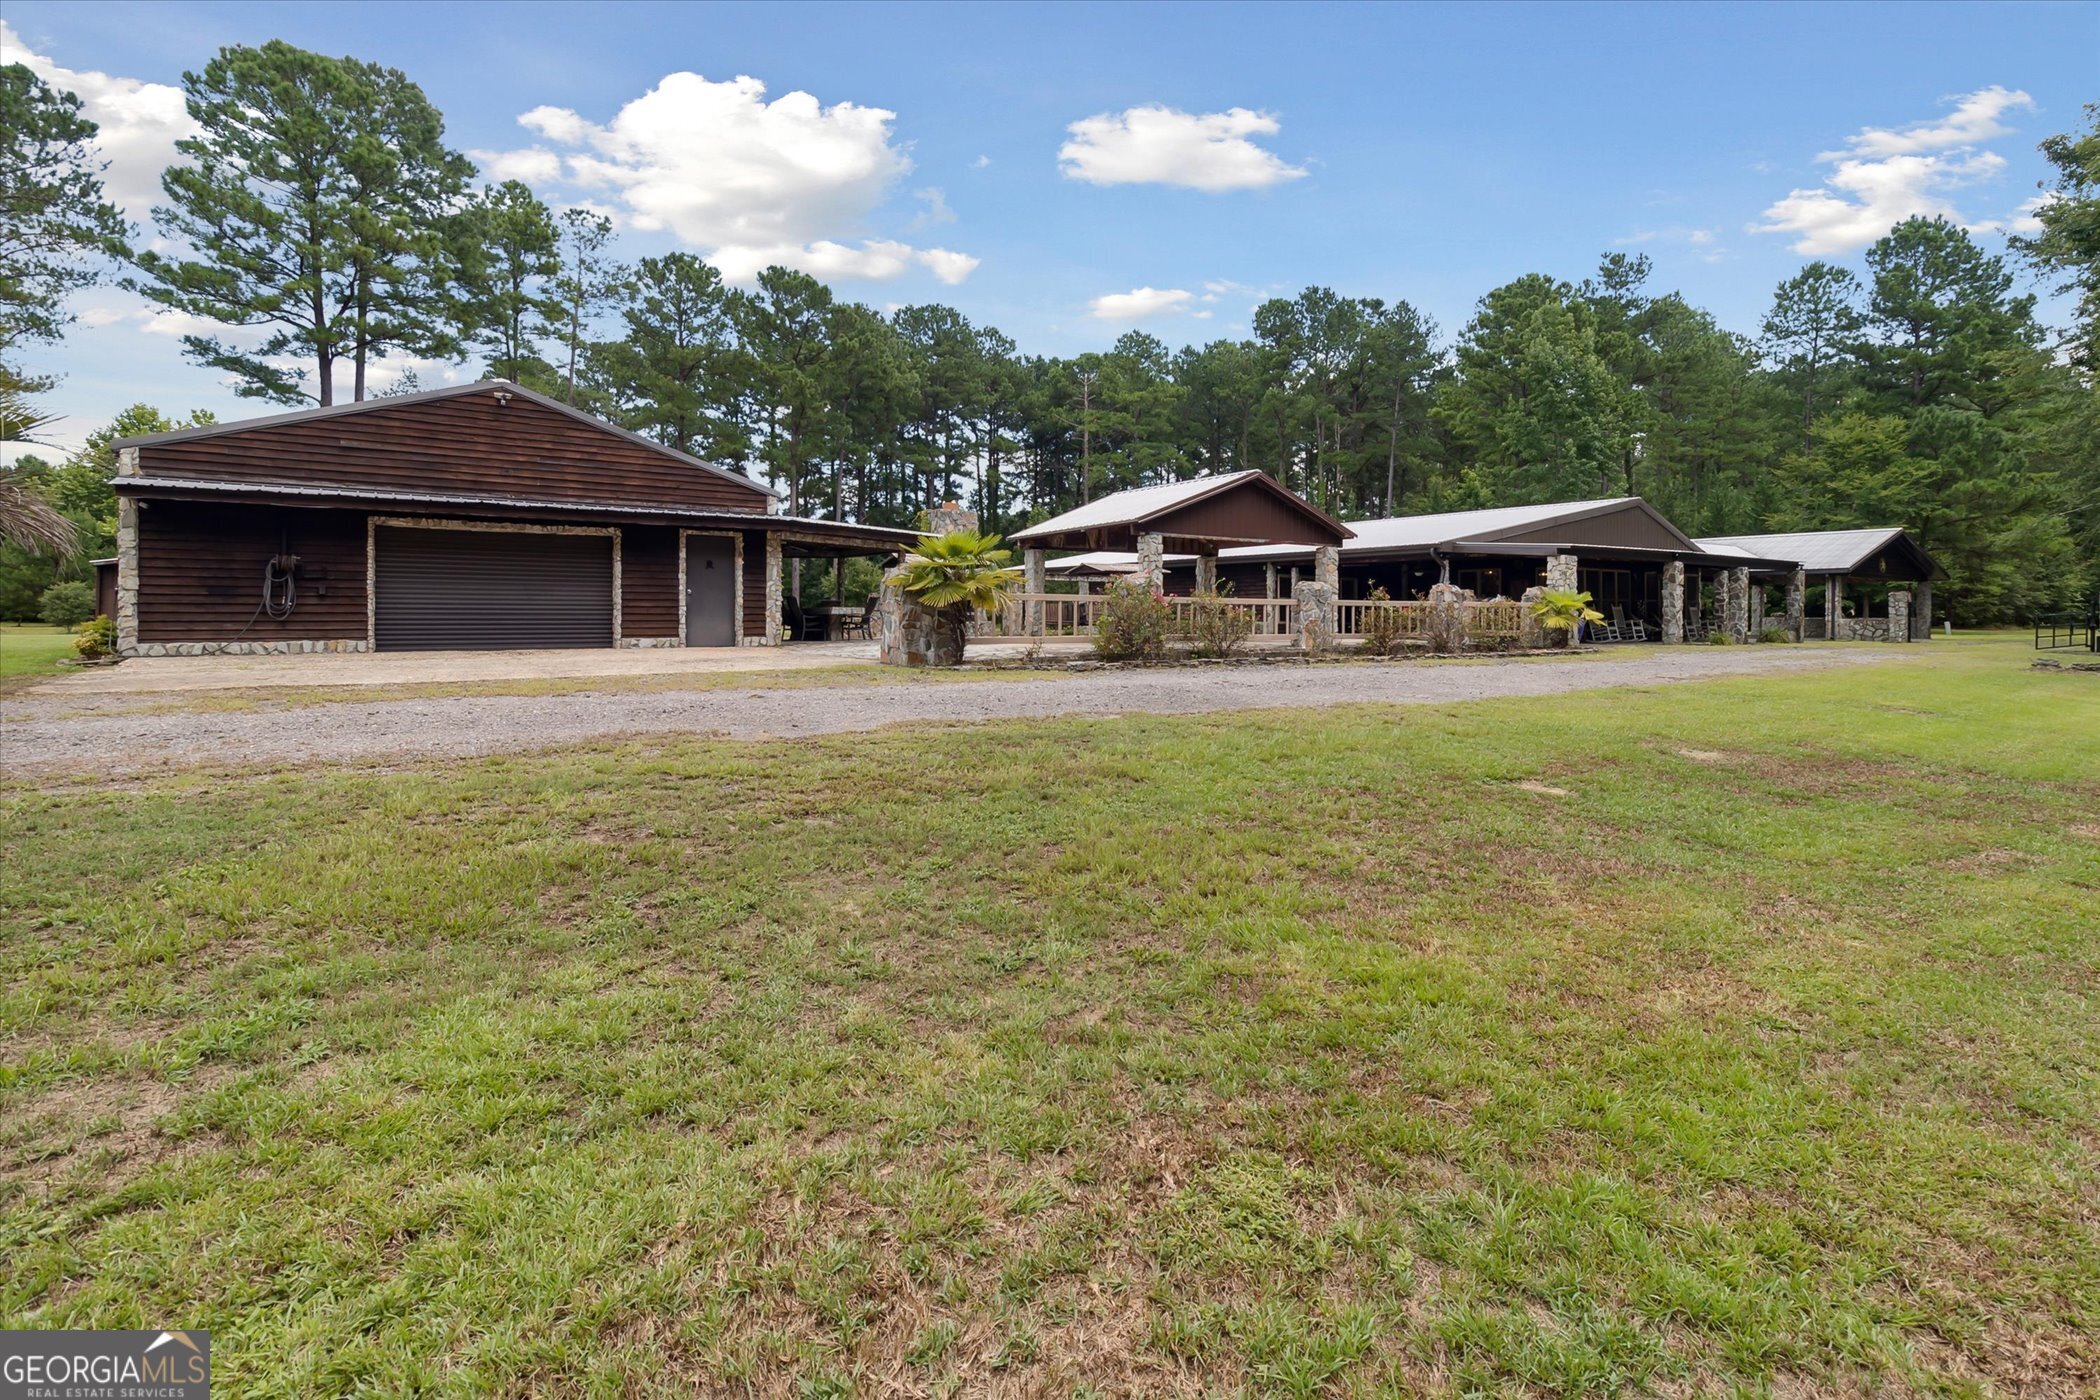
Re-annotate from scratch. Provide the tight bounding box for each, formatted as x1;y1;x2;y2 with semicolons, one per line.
0;623;78;690
3;636;2095;1396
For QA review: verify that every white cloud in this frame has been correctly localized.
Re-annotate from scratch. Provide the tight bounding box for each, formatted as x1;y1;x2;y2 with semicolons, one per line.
470;147;565;186
1059;105;1306;192
972;154;992;170
1824;85;2033;160
1088;286;1195;322
482;70;977;285
916;248;981;285
1754;87;2037;254
909;186;955;229
0;20;196;224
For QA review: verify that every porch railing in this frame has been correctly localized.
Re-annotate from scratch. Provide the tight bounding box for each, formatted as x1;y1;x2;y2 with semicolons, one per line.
1172;596;1297;637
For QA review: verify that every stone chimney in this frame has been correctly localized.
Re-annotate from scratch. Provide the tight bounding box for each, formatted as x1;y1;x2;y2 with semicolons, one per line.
923;500;978;535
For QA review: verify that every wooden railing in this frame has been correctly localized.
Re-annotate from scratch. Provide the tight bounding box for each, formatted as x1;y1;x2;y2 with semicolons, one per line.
1332;598;1528;641
1172;596;1297;637
974;592;1108;637
1333;599;1430;639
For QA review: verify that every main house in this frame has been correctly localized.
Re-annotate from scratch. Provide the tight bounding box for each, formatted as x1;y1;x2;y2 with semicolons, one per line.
107;381;918;657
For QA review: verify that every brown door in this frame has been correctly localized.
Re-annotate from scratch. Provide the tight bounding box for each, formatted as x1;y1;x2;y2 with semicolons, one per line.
684;535;736;646
374;525;613;651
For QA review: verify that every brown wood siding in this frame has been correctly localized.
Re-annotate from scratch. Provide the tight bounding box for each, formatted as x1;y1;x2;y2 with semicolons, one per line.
140;391;772;514
620;526;679;638
741;530;770;639
137;501;368;642
1497;503;1685;551
1153;485;1346;549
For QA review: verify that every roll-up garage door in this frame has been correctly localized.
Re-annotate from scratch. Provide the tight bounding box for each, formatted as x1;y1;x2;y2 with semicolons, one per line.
374;525;614;650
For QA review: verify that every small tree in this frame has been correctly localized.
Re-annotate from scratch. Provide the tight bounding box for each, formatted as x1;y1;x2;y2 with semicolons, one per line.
38;578;93;627
1180;585;1254;659
1093;578;1173;661
892;529;1019;666
1530;587;1602;647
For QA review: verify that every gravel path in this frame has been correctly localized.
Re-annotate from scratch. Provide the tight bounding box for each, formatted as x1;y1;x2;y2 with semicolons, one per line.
3;647;1884;778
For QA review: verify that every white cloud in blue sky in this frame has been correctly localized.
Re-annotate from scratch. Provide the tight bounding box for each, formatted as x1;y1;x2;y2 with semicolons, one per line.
1059;106;1306;193
1754;86;2037;254
481;70;979;286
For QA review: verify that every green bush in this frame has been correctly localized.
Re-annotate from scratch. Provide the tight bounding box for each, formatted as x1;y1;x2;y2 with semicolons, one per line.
74;614;116;659
1179;585;1254;659
37;579;95;628
1358;585;1408;657
1092;578;1173;661
1706;630;1737;645
1758;625;1795;644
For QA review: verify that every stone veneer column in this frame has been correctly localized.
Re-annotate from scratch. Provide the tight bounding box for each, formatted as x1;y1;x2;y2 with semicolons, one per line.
1888;589;1911;645
1264;563;1278;599
1291;578;1336;653
1660;560;1685;645
1726;566;1751;642
1546;553;1579;593
1133;532;1165;589
1193;550;1218;594
1749;583;1766;636
923;500;978;535
1654;558;1688;646
114;446;141;656
1313;544;1340;592
1913;581;1932;641
1785;568;1806;643
761;533;784;645
1825;575;1842;641
1022;547;1046;637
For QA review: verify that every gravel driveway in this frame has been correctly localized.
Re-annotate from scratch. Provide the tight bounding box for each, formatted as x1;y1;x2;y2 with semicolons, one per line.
4;647;1884;778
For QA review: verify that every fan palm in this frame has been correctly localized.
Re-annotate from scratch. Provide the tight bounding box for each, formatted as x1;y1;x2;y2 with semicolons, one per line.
1530;587;1604;646
0;380;77;557
892;529;1021;665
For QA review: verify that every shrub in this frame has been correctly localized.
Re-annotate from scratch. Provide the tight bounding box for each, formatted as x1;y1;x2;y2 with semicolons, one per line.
38;579;95;628
1093;578;1172;661
892;529;1020;666
1180;585;1255;659
1359;586;1409;657
74;614;116;659
1706;630;1737;645
1758;625;1795;644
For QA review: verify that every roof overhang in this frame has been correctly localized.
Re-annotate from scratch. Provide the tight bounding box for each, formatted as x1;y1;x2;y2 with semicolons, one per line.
114;476;918;551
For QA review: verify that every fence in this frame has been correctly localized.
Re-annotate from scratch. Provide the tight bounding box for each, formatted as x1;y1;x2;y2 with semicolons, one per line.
1331;598;1527;641
2034;614;2098;652
1172;595;1296;638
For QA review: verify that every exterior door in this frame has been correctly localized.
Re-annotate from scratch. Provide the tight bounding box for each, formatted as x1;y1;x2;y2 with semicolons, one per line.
374;524;614;651
685;535;736;646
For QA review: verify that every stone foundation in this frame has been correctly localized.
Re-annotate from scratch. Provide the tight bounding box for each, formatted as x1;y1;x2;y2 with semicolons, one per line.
617;637;683;649
125;638;369;658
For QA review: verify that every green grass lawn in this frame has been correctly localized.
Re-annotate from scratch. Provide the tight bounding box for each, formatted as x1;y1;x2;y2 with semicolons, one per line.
0;623;78;689
3;636;2095;1396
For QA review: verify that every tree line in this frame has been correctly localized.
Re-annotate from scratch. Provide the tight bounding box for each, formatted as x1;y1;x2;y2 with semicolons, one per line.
2;42;2096;624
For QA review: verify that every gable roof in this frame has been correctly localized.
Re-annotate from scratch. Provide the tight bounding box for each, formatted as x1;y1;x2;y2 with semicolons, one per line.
114;379;780;499
1010;470;1351;550
1222;496;1699;560
1695;528;1944;579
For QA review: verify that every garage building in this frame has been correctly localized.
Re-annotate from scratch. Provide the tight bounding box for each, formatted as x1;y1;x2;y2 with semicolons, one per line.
110;381;918;657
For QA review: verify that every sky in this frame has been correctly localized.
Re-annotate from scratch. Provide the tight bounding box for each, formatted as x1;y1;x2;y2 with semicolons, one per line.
3;0;2094;455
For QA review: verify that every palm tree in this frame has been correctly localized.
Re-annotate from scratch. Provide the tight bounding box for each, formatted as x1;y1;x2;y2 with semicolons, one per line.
0;380;77;557
892;529;1021;665
1530;587;1604;647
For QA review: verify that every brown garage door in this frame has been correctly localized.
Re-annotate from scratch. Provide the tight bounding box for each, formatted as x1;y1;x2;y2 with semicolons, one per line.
374;525;614;651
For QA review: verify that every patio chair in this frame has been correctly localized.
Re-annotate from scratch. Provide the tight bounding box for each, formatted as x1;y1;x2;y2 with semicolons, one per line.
1613;606;1648;643
840;597;875;641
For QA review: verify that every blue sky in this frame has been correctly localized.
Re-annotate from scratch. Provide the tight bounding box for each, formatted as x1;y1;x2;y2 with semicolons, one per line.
4;0;2094;453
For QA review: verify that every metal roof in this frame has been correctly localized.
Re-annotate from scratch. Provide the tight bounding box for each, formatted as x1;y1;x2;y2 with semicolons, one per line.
1218;497;1639;560
113;379;781;500
1010;470;1350;547
1012;471;1264;540
1694;528;1909;574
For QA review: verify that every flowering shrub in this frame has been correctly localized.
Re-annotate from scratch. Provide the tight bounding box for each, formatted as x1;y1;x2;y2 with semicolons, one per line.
1092;578;1173;661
